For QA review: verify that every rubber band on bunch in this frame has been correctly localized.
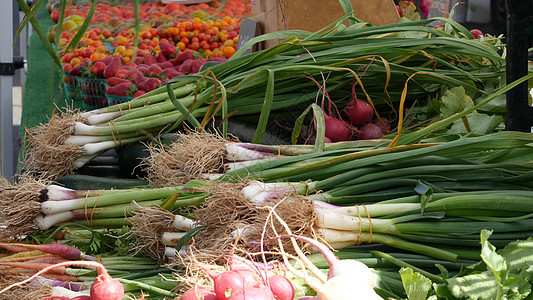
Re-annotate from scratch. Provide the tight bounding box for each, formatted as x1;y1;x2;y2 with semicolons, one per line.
355;205;363;244
84;190;104;227
107;120;123;148
362;204;372;243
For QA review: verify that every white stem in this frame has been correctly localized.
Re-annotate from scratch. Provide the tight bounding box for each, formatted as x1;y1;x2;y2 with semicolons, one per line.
161;232;187;246
73;154;99;169
45;185;77;201
201;173;224;180
164;245;190;258
241;180;267;200
170;215;196;231
80;107;106;118
41;199;85;215
65;135;108;146
86;111;122;125
224;160;261;172
314;206;364;231
73;122;97;135
315;228;359;246
51;287;90;298
83;141;117;156
225;143;276;161
34;212;72;230
330;203;422;218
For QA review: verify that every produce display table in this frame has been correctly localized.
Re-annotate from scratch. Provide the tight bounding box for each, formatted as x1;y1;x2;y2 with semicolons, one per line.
4;1;533;299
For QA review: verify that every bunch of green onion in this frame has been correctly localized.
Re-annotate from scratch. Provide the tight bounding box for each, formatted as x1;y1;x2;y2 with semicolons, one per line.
20;17;507;179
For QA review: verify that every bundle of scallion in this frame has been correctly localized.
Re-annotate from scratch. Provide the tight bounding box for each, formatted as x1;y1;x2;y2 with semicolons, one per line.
0;177;209;237
19;17;507;180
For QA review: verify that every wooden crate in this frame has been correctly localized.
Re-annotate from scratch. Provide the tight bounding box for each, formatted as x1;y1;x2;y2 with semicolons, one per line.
251;0;400;47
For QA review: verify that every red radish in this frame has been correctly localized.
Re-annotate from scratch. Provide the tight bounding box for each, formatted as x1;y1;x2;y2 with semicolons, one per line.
324;115;352;142
90;270;124;300
213;270;249;299
0;261;123;300
345;98;374;126
39;296;90;300
372;118;391;134
227;286;275;299
180;285;217;300
0;243;96;261
267;275;294;300
469;29;483;39
358;123;384;140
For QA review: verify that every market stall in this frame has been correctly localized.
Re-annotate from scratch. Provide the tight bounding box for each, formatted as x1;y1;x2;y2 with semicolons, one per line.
1;0;533;299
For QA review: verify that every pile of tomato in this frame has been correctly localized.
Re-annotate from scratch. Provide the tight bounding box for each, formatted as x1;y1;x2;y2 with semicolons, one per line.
50;0;250;70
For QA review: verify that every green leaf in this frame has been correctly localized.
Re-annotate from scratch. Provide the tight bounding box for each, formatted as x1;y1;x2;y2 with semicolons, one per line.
446;271;498;300
480;230;507;283
400;267;433;300
414;180;433;214
449;114;504;134
440;86;474;118
14;0;44;46
252;69;275;144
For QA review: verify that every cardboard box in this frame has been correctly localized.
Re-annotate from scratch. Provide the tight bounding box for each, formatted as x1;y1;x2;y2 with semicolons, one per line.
251;0;400;47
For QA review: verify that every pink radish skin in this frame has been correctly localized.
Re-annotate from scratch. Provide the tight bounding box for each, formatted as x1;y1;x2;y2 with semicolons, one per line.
358;123;384;140
373;118;391;134
469;29;483;39
90;273;124;300
268;275;295;300
228;286;275;300
180;285;217;300
345;99;374;126
213;270;249;299
324;115;352;142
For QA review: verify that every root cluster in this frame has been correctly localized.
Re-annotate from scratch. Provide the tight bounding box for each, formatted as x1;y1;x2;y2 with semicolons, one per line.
0;175;48;238
142;131;229;188
20;110;87;180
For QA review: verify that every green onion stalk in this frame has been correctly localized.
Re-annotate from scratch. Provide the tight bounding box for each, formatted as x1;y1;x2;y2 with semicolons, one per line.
0;177;210;237
19;17;507;180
